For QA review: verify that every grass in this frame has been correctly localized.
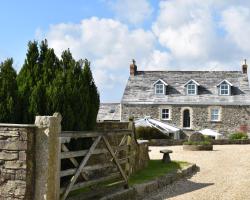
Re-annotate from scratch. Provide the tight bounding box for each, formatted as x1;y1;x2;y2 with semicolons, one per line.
67;160;189;197
128;160;188;185
68;178;122;197
229;132;248;140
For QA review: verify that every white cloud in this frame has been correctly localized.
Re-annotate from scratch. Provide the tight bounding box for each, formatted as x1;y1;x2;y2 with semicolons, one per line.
152;0;250;70
142;50;172;70
221;6;250;52
110;0;153;25
153;1;216;61
47;17;155;68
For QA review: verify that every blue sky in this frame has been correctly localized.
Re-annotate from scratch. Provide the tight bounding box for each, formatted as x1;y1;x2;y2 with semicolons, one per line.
1;0;250;102
0;0;115;67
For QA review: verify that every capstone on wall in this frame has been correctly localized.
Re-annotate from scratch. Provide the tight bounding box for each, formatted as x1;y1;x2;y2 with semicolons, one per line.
0;125;35;200
121;104;250;134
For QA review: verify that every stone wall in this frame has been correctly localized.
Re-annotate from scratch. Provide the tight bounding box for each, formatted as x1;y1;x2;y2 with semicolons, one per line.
0;124;35;200
148;139;187;146
121;104;250;135
0;113;61;200
96;122;129;131
133;141;149;172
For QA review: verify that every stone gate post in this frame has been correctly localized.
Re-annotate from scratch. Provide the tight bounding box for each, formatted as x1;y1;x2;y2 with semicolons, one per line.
34;113;62;200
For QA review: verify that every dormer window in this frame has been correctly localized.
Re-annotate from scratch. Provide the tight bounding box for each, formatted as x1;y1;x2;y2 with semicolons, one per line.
187;83;196;95
217;80;232;96
153;79;168;95
184;79;200;95
155;84;164;94
220;83;229;95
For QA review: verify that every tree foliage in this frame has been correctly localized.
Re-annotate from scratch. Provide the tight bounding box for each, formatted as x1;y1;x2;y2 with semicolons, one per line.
0;40;100;130
0;58;19;122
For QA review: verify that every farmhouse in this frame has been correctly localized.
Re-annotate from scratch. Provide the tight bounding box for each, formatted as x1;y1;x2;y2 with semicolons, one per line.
98;60;250;135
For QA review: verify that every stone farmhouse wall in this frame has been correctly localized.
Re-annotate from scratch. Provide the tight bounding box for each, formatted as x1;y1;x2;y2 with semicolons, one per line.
0;125;35;200
121;104;250;134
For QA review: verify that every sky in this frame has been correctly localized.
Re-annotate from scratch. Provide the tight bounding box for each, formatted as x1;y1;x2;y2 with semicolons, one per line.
1;0;250;102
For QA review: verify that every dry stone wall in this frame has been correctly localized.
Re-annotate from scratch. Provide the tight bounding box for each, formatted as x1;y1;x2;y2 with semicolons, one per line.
0;125;35;200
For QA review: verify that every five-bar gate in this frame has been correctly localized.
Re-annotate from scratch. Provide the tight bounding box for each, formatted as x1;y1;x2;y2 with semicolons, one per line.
59;129;133;200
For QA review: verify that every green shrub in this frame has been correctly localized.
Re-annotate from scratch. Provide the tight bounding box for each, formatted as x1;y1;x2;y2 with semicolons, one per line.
203;135;213;142
183;140;211;145
229;132;248;140
200;141;212;145
135;126;170;140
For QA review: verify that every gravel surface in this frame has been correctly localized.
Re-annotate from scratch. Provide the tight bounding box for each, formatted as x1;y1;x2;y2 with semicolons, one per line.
144;145;250;200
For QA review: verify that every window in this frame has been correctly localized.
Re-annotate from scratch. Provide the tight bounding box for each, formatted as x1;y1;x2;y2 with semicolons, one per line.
184;80;199;95
211;108;220;121
220;83;229;95
155;84;164;94
187;83;196;95
217;80;232;96
153;79;167;95
161;109;169;120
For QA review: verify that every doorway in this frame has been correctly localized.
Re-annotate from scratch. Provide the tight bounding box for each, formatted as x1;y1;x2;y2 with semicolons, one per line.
183;109;190;128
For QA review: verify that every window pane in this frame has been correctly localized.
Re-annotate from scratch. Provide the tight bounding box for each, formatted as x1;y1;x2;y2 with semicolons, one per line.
156;84;164;94
187;84;196;95
211;108;219;121
162;109;169;119
220;84;229;95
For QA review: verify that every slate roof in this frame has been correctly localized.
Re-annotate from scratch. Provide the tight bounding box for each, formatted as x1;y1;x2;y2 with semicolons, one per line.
121;71;250;105
97;103;121;121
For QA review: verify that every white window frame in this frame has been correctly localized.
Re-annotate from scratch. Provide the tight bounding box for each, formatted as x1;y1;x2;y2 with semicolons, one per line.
219;83;230;95
210;108;220;122
217;80;232;96
184;80;199;96
161;108;170;120
187;83;197;95
155;83;164;95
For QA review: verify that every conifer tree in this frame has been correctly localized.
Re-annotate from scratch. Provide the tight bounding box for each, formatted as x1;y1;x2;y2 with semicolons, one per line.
82;60;100;130
15;40;100;130
17;41;40;123
0;58;19;122
41;44;60;114
50;50;77;130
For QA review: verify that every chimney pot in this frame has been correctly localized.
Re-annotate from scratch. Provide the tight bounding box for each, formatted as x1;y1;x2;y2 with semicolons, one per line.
130;59;137;76
242;59;248;74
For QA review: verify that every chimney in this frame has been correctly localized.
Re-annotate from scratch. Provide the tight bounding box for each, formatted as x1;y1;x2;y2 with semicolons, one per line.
130;59;137;76
242;59;248;74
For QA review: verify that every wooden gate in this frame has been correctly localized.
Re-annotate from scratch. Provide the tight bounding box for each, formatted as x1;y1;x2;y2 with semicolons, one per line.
59;129;133;200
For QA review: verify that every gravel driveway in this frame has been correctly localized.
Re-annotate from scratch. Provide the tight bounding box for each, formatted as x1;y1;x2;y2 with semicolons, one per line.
145;145;250;200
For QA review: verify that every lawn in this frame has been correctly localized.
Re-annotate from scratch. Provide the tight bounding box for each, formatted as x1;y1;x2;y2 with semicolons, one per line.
129;160;188;185
68;160;188;197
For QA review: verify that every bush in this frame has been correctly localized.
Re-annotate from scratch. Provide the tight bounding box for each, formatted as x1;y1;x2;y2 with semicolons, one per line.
203;135;213;142
135;126;171;140
229;132;248;140
183;140;212;145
